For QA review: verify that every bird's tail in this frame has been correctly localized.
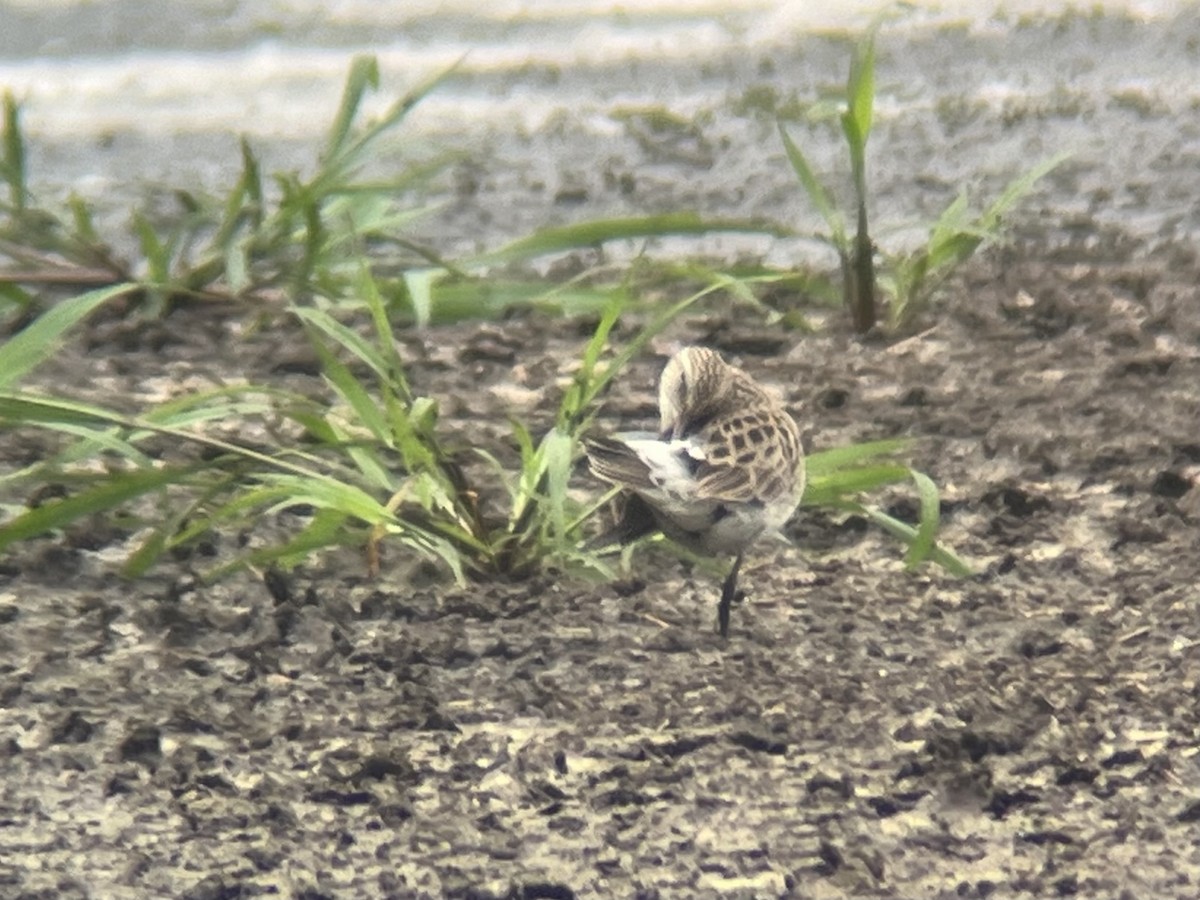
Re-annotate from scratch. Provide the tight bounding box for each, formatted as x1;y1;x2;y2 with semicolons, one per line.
584;436;656;491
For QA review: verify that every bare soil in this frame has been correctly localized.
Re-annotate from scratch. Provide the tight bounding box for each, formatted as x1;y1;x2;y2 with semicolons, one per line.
4;8;1200;899
2;230;1200;899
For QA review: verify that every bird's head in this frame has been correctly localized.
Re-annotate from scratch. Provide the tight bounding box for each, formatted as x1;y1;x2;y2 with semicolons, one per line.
658;346;735;438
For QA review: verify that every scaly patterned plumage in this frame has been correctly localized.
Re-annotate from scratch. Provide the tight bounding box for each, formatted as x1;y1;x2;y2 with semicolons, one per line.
586;346;805;636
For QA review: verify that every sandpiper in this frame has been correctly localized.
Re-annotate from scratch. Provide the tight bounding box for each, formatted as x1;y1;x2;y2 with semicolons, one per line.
587;346;805;636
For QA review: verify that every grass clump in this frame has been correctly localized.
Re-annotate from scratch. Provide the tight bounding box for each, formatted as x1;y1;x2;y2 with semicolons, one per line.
0;271;970;586
0;50;973;592
777;21;1066;334
0;57;460;317
0;274;747;586
1;60;793;328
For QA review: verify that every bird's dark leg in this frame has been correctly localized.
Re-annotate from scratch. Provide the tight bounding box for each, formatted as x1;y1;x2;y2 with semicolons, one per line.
717;553;744;638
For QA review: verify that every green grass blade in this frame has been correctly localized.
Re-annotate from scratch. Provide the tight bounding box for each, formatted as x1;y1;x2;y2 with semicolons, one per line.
0;283;33;314
248;514;364;573
921;192;977;273
857;504;973;577
340;58;464;161
2;389;281;460
845;29;876;157
777;125;847;248
904;469;941;568
213;139;260;249
0;392;346;487
508;417;541;527
1;91;26;212
403;268;441;329
356;264;413;399
293;306;392;386
240;137;265;223
979;151;1070;230
224;240;249;294
802;462;911;506
67;195;102;248
314;57;463;198
804;439;911;477
255;471;395;525
470;214;791;267
306;330;390;442
133;214;172;284
0;393;129;427
122;519;173;579
324;194;422;245
122;473;241;577
379;523;469;586
20;422;153;468
0;394;159;467
0;465;196;550
542;428;575;546
296;303;439;479
142;390;278;431
0;284;136;390
324;55;381;163
578;280;724;410
558;294;626;429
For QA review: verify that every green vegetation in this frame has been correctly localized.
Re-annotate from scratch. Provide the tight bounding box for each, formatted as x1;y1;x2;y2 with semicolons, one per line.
0;277;967;582
0;49;973;590
778;23;1066;333
0;61;787;324
0;60;465;316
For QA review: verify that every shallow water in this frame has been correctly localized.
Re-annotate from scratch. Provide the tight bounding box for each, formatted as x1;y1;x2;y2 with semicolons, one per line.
1;0;1198;255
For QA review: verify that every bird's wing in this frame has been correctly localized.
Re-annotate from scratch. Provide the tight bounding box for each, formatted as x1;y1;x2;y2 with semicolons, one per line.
585;436;660;491
690;406;793;504
693;462;756;502
586;434;705;495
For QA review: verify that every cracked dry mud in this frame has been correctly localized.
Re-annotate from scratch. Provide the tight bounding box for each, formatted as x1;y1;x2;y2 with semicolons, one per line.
2;235;1200;899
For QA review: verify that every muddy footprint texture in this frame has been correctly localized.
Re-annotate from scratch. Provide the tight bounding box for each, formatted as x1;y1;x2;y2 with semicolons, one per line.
4;4;1200;899
4;242;1200;897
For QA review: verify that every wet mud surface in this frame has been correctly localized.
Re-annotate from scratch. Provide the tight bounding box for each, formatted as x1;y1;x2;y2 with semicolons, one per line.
4;6;1200;899
3;236;1200;899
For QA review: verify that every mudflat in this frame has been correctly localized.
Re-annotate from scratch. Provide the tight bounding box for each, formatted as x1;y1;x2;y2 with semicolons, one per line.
2;6;1199;898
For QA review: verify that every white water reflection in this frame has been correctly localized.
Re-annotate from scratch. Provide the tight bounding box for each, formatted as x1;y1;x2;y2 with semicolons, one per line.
0;0;1193;139
0;0;1196;249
